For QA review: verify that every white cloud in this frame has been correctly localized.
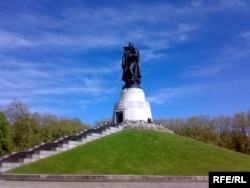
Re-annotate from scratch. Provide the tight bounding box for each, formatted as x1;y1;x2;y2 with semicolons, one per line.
191;0;204;7
183;63;229;78
147;85;204;104
0;30;36;48
239;32;250;41
218;0;247;9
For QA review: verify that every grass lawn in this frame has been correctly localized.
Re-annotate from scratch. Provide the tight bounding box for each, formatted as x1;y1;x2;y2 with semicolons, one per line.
8;130;250;175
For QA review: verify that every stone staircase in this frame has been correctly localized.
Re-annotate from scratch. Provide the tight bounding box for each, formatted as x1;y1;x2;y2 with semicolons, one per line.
0;123;124;173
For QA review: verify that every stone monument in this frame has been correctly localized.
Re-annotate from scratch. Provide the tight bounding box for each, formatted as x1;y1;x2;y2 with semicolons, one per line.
112;42;153;123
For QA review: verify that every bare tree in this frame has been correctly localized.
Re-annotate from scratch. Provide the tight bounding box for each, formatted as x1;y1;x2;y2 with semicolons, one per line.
3;98;30;125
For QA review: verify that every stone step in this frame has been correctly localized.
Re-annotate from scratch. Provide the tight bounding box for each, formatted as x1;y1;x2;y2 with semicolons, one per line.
0;166;18;172
64;140;81;146
0;162;22;168
27;153;52;160
18;157;38;163
110;126;122;133
101;131;112;136
34;150;59;155
51;147;70;152
89;133;102;139
57;143;76;148
101;126;123;135
76;137;88;142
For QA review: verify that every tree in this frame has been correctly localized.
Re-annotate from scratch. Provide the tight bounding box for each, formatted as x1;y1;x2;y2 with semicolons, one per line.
212;115;232;149
0;112;11;155
3;98;30;125
11;116;39;151
42;114;58;126
232;112;248;153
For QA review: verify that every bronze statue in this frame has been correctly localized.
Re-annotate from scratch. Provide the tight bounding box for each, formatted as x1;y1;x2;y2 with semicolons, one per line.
122;42;142;89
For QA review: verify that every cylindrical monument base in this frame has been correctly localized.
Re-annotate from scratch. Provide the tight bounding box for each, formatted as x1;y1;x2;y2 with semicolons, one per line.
112;88;152;123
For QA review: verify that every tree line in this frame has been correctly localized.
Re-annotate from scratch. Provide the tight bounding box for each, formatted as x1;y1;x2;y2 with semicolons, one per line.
154;111;250;155
1;98;250;156
0;98;90;155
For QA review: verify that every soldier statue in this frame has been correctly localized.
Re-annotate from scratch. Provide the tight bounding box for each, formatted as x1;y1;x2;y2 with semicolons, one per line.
122;42;142;89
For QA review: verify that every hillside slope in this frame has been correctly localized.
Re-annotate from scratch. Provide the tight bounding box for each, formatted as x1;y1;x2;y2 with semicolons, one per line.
8;130;250;175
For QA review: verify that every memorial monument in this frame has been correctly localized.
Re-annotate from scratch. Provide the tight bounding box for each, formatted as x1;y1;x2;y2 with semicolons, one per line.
112;42;153;123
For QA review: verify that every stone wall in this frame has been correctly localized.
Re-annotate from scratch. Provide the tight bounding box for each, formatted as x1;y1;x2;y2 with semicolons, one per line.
123;120;174;134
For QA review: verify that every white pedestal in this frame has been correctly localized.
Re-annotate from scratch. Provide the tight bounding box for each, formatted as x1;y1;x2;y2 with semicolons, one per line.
112;88;152;123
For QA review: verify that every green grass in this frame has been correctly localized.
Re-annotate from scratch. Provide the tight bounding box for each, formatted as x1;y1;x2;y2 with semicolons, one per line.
7;130;250;175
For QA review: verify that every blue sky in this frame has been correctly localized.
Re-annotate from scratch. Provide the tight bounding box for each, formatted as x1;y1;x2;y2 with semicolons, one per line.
1;0;250;125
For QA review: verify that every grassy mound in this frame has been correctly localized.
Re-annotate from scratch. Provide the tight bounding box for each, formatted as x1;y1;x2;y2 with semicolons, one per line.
8;130;250;175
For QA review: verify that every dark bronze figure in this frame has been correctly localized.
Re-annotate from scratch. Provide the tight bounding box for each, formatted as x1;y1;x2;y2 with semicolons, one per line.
122;42;142;89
